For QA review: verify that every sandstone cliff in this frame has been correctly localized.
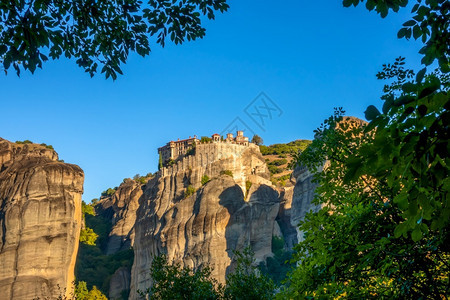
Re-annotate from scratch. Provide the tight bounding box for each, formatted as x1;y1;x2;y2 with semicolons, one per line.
0;138;84;300
96;179;143;255
129;143;284;298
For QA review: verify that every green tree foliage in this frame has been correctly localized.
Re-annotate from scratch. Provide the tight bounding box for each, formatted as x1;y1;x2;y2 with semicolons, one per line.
220;170;233;177
201;174;210;185
281;0;449;297
184;185;196;198
268;158;287;166
344;0;449;71
101;187;117;197
141;249;275;300
259;236;293;285
245;180;252;199
201;136;212;143
82;201;95;217
267;165;282;175
159;152;163;170
80;201;98;246
224;248;276;300
245;180;252;192
363;61;449;238
251;134;263;145
139;255;223;300
186;144;196;156
15;139;33;144
39;143;54;150
0;0;229;79
76;206;134;296
133;174;147;184
259;140;311;156
79;227;98;246
74;281;107;300
281;111;449;298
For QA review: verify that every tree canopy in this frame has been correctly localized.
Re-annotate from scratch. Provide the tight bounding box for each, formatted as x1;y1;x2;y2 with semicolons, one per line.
344;0;449;71
280;0;449;298
251;134;263;145
0;0;228;79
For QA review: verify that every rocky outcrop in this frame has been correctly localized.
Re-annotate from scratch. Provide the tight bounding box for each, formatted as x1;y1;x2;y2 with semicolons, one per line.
129;143;282;298
109;267;131;300
289;164;322;243
0;138;84;300
96;179;143;255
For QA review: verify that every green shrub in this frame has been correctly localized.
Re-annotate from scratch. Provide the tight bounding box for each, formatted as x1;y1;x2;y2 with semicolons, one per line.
245;180;252;199
201;175;210;185
277;174;290;182
15;140;33;145
259;236;294;285
184;185;196;198
82;201;95;216
39;143;54;150
101;187;116;197
76;208;134;295
225;248;275;299
139;255;222;300
220;170;233;177
133;174;147;185
79;227;98;246
200;136;212;143
186;145;196;156
75;281;108;300
270;158;287;166
246;180;252;192
268;165;282;174
259;140;311;156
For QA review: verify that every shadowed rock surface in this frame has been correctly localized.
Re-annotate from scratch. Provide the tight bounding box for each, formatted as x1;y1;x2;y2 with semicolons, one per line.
0;138;84;300
109;266;131;300
96;179;143;255
129;143;286;298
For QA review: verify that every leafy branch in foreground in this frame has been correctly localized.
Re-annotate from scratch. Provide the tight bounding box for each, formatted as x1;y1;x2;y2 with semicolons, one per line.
281;107;449;298
343;0;449;71
139;248;275;300
0;0;229;79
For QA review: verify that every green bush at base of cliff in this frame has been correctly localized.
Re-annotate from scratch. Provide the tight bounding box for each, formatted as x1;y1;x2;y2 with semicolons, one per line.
259;236;294;285
76;245;134;296
140;248;275;300
76;206;134;297
75;281;107;300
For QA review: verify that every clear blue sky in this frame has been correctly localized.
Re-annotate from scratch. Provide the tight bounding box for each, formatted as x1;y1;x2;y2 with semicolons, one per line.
0;1;423;201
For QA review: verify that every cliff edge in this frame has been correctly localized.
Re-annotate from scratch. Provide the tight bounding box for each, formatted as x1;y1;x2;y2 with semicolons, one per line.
0;138;84;300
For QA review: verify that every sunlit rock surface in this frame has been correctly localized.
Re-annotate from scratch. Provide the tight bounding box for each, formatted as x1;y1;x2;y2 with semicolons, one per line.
0;138;84;300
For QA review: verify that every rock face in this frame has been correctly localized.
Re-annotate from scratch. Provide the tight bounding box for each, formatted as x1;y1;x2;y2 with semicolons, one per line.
96;179;142;255
0;138;84;300
109;267;131;300
289;164;322;243
129;143;282;298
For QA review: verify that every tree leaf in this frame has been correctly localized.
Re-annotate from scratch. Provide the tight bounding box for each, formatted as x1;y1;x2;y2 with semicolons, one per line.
364;105;381;121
